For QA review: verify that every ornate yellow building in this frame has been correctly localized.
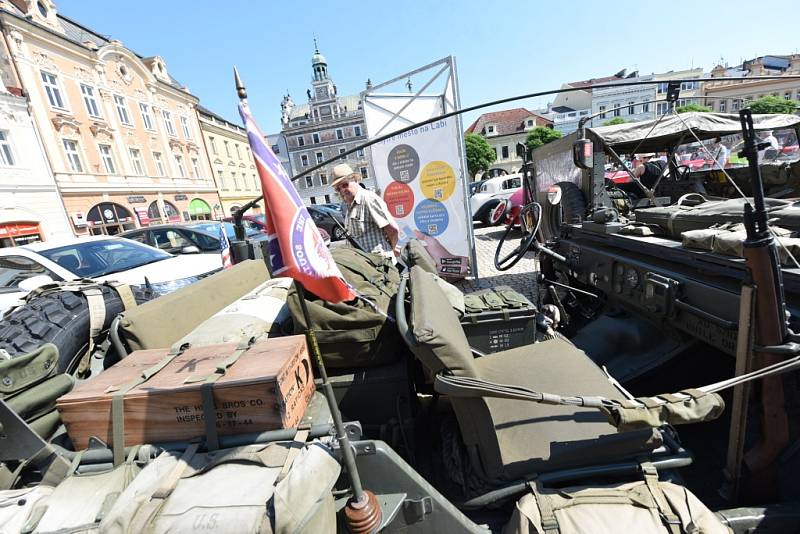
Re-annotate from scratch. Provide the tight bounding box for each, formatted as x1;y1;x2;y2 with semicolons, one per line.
197;106;260;218
0;0;219;235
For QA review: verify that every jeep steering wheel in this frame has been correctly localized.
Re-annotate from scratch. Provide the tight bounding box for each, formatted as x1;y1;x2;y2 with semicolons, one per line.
674;164;691;181
494;203;541;271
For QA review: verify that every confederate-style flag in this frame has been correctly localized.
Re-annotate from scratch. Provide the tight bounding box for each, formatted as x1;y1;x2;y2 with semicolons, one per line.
238;101;355;302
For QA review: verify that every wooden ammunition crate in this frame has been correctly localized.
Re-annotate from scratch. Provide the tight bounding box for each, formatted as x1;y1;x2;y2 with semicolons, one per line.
57;335;314;449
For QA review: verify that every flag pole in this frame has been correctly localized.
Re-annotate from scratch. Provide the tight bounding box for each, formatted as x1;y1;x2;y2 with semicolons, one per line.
234;67;381;533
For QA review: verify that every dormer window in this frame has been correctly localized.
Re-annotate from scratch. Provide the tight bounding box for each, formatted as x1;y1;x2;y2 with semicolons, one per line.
486;125;495;134
37;1;47;17
526;119;534;127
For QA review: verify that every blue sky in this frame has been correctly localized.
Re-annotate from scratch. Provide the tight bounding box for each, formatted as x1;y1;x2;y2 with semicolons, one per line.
57;0;797;133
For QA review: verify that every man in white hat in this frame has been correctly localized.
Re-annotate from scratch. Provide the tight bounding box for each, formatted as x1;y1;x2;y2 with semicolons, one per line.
331;163;398;258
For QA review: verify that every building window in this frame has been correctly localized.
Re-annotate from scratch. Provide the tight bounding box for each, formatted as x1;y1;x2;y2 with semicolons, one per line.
41;71;65;109
336;128;344;140
62;139;83;172
191;158;200;178
599;105;606;118
138;103;153;130
526;119;534;127
301;154;309;167
718;100;727;112
486;125;494;134
305;175;313;188
80;84;101;118
354;125;362;136
153;152;165;176
174;154;186;177
162;110;176;136
297;135;305;147
339;147;346;160
320;173;328;185
217;169;226;189
310;197;317;205
657;82;668;94
357;148;365;158
657;102;669;115
223;140;231;157
613;104;621;117
628;101;635;114
180;116;191;139
98;144;115;174
209;136;218;154
312;133;320;144
785;91;792;100
271;144;280;154
316;151;324;164
360;166;368;180
324;194;331;203
231;171;239;189
114;95;132;125
642;102;650;113
0;131;15;166
732;99;741;111
235;144;242;160
129;148;145;175
501;145;509;159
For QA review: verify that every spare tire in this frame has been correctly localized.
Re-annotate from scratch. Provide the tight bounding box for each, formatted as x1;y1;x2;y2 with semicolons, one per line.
0;284;156;373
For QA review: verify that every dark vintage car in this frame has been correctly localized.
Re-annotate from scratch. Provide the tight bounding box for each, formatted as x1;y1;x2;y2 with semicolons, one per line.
224;213;333;243
120;222;265;255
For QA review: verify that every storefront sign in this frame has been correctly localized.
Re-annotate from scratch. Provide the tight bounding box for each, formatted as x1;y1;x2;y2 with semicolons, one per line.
134;207;150;225
127;195;146;204
71;212;87;228
0;222;40;239
174;194;188;201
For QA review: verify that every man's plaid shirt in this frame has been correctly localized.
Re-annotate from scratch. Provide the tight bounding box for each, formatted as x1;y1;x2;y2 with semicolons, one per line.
344;187;396;258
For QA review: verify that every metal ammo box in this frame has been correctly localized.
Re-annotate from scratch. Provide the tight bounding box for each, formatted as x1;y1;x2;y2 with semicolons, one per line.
460;286;536;354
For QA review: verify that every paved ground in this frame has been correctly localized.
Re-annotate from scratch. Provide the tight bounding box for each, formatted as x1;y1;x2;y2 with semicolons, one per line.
455;222;540;305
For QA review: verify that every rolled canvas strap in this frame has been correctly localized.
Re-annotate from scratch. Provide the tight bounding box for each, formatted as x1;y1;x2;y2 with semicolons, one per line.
108;344;190;466
191;338;254;451
105;281;138;311
641;463;683;534
530;482;560;534
275;424;311;484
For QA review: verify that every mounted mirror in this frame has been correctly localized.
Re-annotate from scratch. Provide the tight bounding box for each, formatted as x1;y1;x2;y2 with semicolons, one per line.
572;138;593;170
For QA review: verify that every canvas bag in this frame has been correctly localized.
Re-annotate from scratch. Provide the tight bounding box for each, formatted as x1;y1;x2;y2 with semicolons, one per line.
504;469;731;534
100;441;340;534
0;486;53;534
22;448;143;534
0;344;74;440
286;246;402;368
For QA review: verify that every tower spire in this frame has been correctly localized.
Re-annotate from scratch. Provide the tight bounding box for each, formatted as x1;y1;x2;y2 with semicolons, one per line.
313;36;319;53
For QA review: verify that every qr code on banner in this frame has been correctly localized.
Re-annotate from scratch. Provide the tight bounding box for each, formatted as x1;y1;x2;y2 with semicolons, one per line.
399;170;409;181
396;205;405;215
427;224;438;234
434;188;443;199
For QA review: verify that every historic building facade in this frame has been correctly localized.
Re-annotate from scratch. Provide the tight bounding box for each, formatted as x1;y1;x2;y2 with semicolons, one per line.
197;106;259;218
0;84;72;246
704;55;800;113
464;108;552;175
280;45;374;205
0;0;219;236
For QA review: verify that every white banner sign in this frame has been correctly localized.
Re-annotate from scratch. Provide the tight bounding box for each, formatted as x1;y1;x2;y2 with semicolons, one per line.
369;117;472;277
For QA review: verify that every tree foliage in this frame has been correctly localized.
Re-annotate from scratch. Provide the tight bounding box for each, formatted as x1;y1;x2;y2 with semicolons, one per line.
465;133;496;178
602;117;628;126
747;95;800;114
525;126;562;152
675;102;712;113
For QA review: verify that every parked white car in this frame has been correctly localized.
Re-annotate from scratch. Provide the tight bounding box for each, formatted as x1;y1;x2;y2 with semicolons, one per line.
0;235;223;315
470;174;522;225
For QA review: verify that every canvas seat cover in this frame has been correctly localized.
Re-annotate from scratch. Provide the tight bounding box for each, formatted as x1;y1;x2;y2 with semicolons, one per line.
0;486;53;534
118;260;269;352
408;266;660;481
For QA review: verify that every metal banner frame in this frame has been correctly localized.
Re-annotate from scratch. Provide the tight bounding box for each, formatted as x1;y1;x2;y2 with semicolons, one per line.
362;56;478;278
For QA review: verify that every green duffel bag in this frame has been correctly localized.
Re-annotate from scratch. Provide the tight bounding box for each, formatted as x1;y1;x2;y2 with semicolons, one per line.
0;344;74;440
286;246;402;368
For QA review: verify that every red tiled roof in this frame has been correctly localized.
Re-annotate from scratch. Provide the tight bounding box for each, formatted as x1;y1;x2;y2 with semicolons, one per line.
465;108;552;136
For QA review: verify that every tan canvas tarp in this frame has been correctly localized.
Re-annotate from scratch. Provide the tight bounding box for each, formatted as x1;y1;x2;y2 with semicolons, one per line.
590;112;800;154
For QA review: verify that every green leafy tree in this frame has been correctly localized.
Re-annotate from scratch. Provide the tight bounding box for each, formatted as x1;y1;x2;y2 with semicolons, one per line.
465;133;496;178
525;126;562;152
675;102;712;113
602;117;628;126
747;95;800;114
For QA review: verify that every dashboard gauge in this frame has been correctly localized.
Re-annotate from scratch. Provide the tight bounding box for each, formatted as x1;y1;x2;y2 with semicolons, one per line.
624;268;640;289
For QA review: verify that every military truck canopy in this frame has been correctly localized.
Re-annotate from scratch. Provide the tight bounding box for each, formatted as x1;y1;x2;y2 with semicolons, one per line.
589;112;800;154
